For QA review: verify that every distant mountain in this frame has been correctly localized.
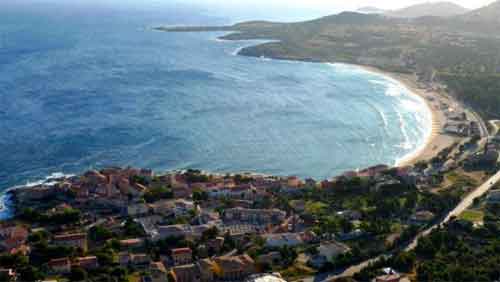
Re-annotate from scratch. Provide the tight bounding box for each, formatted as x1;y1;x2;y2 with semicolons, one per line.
460;0;500;23
356;6;387;14
386;2;469;18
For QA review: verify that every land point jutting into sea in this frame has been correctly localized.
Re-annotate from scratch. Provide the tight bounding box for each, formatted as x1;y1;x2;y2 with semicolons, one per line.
3;0;500;282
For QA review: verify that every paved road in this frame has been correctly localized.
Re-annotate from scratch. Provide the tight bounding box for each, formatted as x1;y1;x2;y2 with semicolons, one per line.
467;107;489;138
489;120;500;136
406;169;500;250
301;169;500;282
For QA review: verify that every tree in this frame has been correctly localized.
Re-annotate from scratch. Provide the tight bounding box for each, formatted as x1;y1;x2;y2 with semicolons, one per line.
70;267;88;281
110;266;128;280
18;266;44;282
96;249;115;266
415;236;438;258
143;187;173;203
28;230;49;243
392;251;416;273
201;226;219;241
0;254;28;268
193;189;209;202
89;225;114;242
279;246;298;266
124;218;146;237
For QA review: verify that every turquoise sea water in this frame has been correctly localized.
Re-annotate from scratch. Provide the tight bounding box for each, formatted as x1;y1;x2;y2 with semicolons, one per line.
0;1;431;195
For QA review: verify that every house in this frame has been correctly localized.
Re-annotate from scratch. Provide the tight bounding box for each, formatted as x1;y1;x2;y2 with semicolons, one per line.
245;274;287;282
343;171;359;179
263;233;303;248
486;190;500;205
224;208;286;225
171;248;193;266
157;225;190;239
372;178;403;193
286;176;302;188
337;229;366;241
218;224;259;236
336;210;362;221
197;259;215;282
358;165;389;178
0;269;16;282
53;233;87;251
410;211;435;225
304;178;317;188
127;203;150;217
213;254;255;281
76;256;99;270
149;261;168;282
444;122;469;136
48;257;71;274
321;180;334;189
447;111;466;121
130;254;151;267
119;238;145;249
118;252;131;266
465;150;499;170
156;224;215;241
317;241;351;262
0;226;29;252
373;273;409;282
207;185;257;201
257;252;282;265
206;237;224;254
170;264;200;282
172;186;191;199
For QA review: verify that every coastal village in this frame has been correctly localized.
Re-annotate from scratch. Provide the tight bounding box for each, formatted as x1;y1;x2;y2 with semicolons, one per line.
5;0;500;281
0;98;499;282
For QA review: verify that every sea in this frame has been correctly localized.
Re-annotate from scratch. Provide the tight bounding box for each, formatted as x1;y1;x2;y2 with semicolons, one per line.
0;0;431;216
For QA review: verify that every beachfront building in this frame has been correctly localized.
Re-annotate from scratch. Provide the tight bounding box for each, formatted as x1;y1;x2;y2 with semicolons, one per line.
171;247;193;266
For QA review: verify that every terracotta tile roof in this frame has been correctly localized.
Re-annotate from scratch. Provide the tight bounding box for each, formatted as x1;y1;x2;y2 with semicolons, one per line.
171;247;192;255
54;233;86;241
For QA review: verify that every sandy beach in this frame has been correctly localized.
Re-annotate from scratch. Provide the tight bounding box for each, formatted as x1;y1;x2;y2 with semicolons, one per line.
357;65;462;167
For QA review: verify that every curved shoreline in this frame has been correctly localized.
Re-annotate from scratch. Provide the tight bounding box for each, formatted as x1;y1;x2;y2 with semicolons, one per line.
0;41;461;220
354;64;454;166
373;69;459;166
335;63;436;167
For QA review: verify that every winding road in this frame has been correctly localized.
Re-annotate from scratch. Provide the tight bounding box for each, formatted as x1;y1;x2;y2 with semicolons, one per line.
309;170;500;282
301;148;500;282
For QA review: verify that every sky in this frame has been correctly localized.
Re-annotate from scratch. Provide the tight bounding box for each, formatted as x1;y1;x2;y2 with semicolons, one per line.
187;0;495;10
8;0;497;23
171;0;497;22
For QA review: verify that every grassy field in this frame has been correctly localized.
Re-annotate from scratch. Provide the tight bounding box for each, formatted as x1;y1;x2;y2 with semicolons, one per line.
460;209;484;222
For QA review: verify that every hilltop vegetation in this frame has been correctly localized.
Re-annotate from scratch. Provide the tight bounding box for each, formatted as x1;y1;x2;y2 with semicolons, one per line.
385;2;469;18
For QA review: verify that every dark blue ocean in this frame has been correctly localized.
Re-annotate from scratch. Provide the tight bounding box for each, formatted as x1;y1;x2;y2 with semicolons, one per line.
0;0;431;196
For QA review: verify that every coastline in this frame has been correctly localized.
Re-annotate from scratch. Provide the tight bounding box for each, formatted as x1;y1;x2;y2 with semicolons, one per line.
0;41;465;221
354;64;459;167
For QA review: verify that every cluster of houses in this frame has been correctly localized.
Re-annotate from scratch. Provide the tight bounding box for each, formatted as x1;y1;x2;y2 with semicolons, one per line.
45;234;258;282
3;152;489;282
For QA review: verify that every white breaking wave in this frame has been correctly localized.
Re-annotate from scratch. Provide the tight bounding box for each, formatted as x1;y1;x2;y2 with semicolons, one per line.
20;172;75;189
231;46;244;56
0;172;75;219
396;110;413;150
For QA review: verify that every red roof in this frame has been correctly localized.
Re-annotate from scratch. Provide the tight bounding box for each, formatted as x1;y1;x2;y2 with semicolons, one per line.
54;233;86;241
171;247;192;255
48;257;71;267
